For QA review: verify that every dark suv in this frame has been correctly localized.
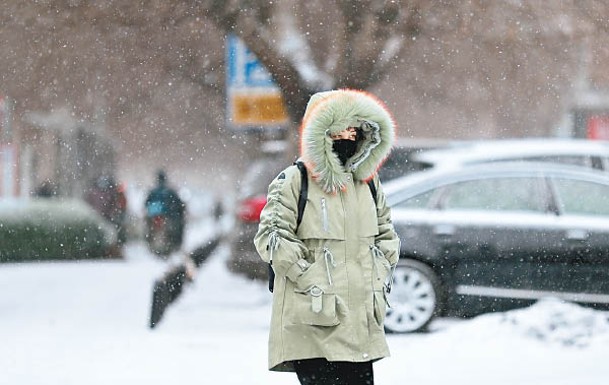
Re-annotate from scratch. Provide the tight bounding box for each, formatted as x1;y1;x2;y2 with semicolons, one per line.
383;161;609;333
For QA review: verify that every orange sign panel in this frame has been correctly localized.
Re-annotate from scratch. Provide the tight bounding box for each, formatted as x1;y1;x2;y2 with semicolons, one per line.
231;92;289;125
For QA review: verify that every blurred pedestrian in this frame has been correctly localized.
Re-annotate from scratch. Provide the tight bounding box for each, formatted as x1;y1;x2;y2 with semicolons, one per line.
145;169;186;253
254;89;400;385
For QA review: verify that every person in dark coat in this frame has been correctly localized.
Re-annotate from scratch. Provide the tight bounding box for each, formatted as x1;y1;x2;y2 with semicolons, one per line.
145;170;186;249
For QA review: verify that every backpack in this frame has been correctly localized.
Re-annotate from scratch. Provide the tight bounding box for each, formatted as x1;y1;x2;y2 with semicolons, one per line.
268;161;378;292
146;200;166;217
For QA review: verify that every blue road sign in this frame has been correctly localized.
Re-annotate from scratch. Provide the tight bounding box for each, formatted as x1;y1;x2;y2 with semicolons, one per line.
226;34;276;89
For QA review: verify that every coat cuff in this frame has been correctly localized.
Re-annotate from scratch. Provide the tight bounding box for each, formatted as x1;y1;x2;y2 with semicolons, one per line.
285;259;311;282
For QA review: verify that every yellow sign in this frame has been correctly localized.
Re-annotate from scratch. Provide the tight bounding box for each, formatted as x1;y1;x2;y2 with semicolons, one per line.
231;92;289;125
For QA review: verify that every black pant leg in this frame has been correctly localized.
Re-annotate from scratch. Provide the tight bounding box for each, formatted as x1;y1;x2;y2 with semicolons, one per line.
294;358;341;385
293;359;374;385
338;361;374;385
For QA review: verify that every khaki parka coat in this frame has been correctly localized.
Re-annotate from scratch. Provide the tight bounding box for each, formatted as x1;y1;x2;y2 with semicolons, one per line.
254;89;400;372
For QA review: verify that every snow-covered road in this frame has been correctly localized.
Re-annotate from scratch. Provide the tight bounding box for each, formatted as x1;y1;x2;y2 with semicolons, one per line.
1;235;608;385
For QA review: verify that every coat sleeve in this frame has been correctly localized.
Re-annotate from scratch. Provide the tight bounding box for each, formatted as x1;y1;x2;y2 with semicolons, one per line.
254;166;311;282
373;177;400;266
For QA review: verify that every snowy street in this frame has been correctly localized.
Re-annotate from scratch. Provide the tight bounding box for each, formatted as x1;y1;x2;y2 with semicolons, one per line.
1;230;609;385
4;3;609;384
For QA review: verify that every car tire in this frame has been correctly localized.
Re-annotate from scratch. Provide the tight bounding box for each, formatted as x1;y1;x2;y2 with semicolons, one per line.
384;259;443;333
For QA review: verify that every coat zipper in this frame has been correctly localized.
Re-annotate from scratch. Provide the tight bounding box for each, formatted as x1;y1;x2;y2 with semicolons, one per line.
321;197;329;232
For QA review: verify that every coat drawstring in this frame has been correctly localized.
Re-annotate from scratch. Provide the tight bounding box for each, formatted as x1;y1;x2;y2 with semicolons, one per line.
268;230;280;263
323;247;336;286
386;263;397;294
370;244;384;273
370;244;396;293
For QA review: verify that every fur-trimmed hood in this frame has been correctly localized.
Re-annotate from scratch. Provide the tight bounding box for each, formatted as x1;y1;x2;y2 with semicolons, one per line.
299;89;396;193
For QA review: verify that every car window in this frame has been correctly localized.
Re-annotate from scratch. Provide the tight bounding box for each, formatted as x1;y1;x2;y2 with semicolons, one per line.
479;155;592;168
393;189;438;209
523;155;592;168
552;178;609;215
440;177;547;212
379;148;433;181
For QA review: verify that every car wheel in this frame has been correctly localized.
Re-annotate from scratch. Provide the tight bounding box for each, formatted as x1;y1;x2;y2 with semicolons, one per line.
384;259;443;333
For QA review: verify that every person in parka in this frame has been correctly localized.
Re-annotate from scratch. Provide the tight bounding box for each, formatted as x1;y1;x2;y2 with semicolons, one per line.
254;89;400;385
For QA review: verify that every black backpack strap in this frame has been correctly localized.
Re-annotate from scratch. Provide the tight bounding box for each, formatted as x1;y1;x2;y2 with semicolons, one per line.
294;161;308;229
367;178;378;205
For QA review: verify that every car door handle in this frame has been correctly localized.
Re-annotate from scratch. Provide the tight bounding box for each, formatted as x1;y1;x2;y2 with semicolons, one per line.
565;229;589;241
433;224;456;237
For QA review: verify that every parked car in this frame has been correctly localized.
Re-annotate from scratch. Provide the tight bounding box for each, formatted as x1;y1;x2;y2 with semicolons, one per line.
383;162;609;333
412;138;609;172
227;138;446;280
378;137;449;181
227;142;288;280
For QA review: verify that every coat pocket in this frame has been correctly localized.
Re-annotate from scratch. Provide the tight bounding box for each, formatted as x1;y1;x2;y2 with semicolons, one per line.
288;286;340;327
293;253;326;291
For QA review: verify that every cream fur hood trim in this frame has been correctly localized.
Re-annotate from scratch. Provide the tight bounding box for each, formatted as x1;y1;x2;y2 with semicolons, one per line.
299;89;396;193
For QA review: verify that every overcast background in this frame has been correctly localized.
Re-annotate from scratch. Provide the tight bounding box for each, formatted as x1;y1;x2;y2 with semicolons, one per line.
2;1;609;192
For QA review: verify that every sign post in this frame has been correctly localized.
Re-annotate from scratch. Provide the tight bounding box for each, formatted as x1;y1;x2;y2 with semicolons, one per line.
225;35;288;129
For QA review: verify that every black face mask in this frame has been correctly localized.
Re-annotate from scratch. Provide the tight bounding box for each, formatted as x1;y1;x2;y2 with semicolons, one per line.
332;139;358;166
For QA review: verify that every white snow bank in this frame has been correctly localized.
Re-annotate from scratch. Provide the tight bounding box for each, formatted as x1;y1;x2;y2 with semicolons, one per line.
500;298;609;347
1;204;608;385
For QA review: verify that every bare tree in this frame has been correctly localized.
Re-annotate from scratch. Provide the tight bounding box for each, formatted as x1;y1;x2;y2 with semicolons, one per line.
200;0;425;128
2;0;609;186
199;0;609;139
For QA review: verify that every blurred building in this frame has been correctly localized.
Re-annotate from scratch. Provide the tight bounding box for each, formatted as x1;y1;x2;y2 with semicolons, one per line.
13;108;118;200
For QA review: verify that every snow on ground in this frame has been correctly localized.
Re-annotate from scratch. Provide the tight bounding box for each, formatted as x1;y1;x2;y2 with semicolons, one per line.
1;213;609;385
